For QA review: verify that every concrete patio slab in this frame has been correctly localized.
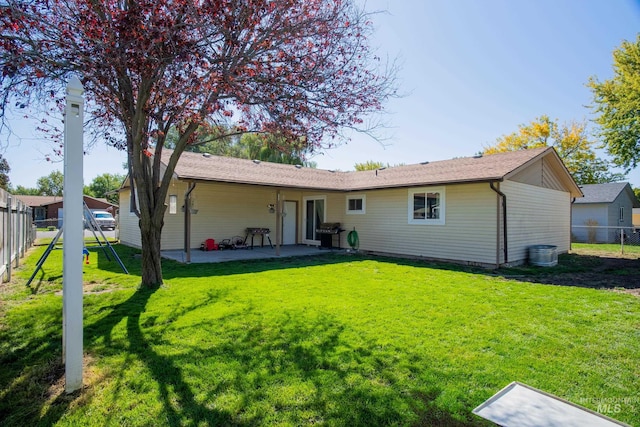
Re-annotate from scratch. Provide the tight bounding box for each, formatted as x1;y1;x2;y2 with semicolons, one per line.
162;245;340;263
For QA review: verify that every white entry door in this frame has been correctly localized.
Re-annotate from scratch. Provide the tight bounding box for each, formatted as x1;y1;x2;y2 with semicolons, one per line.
282;201;297;245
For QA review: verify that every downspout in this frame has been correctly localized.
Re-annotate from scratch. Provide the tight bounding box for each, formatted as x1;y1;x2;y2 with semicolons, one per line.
184;182;196;263
490;182;508;266
570;197;576;251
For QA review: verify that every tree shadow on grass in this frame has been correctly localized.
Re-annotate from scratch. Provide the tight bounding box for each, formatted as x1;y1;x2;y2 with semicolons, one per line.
0;285;234;426
87;296;484;425
3;256;492;426
192;310;486;426
495;252;640;291
82;285;236;426
372;251;640;291
96;244;360;280
0;302;70;426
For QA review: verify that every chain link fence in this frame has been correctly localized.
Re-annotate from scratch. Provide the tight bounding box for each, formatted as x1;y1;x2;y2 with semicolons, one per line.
571;225;640;249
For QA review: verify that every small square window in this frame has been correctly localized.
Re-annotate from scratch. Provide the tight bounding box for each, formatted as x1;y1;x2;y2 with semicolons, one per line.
346;195;366;214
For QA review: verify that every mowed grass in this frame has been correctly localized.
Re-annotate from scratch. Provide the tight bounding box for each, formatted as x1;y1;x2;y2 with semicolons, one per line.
1;245;639;426
573;242;640;256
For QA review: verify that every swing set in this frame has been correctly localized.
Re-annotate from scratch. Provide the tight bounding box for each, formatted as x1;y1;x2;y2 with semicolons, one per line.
26;202;128;287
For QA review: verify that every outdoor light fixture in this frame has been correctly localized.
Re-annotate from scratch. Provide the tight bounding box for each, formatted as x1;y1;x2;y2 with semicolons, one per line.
182;197;198;214
268;204;275;213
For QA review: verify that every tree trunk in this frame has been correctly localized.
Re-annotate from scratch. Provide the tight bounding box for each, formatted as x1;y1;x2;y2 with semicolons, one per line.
139;215;164;287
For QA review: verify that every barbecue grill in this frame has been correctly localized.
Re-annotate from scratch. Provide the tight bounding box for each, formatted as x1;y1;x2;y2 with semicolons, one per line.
315;222;345;249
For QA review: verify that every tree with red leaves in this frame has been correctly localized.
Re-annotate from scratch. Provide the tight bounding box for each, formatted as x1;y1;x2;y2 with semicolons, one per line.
1;0;396;287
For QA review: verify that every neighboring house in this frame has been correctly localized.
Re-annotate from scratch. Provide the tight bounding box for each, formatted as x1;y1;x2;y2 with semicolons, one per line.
119;146;582;267
633;208;640;227
571;182;640;243
16;194;118;228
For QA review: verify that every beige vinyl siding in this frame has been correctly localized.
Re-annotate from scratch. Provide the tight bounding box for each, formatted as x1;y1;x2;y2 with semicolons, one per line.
509;158;567;192
167;182;289;250
160;181;189;250
118;189;142;248
342;183;499;265
121;180;348;251
502;180;570;262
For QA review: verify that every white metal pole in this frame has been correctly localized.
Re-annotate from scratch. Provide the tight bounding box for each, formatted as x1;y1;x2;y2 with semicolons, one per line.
6;195;11;282
63;75;84;393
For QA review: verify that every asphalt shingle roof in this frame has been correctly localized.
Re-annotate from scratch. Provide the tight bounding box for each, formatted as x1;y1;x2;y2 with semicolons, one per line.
13;195;63;207
14;195;116;207
162;146;558;191
574;182;635;204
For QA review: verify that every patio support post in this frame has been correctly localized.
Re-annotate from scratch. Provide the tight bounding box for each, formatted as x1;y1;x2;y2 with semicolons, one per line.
184;182;196;263
275;190;281;256
62;75;84;393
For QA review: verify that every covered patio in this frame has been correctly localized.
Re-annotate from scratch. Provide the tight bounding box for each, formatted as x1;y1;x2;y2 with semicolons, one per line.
161;244;340;264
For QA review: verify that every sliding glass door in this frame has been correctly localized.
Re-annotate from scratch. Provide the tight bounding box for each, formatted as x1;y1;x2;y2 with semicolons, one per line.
303;196;326;244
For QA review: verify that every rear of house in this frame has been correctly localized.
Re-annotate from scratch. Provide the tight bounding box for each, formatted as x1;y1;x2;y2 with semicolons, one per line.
119;146;581;267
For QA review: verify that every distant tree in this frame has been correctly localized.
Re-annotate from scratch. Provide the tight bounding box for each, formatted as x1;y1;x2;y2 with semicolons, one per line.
0;155;9;190
166;128;314;166
483;115;625;184
240;133;311;166
164;125;244;158
589;35;640;171
86;173;126;204
36;171;64;196
634;187;640;203
12;185;40;195
354;160;387;171
353;160;405;171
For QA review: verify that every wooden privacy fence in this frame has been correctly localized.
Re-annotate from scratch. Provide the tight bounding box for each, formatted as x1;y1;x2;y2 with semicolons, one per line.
0;188;36;282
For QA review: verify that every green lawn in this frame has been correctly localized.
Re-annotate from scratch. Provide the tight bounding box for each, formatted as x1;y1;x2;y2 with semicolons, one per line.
1;245;639;426
572;242;640;255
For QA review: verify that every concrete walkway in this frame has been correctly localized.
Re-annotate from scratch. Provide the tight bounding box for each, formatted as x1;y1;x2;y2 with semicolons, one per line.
161;244;340;263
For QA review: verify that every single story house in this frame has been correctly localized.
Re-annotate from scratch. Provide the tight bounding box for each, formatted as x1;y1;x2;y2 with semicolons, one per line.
16;194;118;228
120;146;581;267
571;182;639;243
119;146;582;267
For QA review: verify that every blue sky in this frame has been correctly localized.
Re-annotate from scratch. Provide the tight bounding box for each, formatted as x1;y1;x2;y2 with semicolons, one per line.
2;0;640;188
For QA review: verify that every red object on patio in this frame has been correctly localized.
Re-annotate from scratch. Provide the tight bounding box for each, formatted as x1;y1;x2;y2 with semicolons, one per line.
201;239;218;251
